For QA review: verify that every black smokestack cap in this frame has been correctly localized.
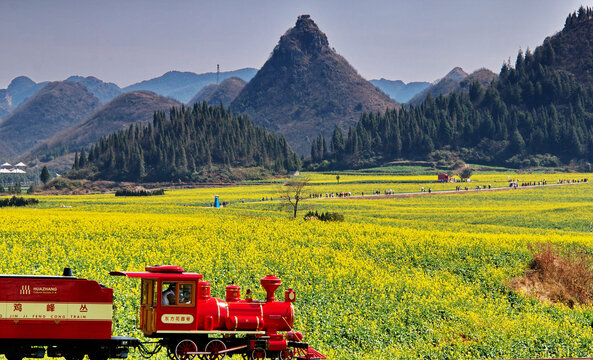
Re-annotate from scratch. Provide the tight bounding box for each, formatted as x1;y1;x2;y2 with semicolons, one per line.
62;267;73;277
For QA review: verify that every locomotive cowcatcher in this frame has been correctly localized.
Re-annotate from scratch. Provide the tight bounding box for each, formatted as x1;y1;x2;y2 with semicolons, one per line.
111;265;325;359
0;266;325;360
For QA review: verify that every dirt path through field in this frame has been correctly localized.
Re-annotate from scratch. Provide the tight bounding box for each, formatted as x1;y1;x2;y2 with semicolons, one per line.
324;181;586;200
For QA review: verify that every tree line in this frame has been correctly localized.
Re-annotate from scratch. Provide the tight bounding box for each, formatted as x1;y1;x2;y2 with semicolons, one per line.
70;102;300;182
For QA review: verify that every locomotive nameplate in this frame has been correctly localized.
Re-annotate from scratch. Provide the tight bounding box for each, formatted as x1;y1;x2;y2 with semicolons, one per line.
0;302;112;320
161;314;194;324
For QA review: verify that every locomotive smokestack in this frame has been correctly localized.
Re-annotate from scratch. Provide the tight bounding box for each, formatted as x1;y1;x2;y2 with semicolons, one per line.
62;267;73;277
260;275;282;302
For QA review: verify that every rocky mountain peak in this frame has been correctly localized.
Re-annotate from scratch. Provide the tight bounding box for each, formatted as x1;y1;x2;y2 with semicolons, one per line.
444;67;468;83
274;15;330;60
231;15;396;155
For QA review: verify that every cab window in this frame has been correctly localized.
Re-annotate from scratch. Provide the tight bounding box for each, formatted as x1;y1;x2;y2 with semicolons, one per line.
161;281;194;306
141;279;149;305
179;283;194;304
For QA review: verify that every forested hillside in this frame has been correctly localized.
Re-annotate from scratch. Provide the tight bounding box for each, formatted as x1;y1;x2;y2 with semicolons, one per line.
312;8;593;169
70;103;300;182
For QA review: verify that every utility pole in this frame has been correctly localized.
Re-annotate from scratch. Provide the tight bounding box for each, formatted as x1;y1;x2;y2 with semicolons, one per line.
217;64;220;84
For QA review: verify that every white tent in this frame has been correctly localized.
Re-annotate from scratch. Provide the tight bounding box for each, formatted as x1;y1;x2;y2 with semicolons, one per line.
14;162;26;167
1;163;11;168
11;169;25;174
0;169;10;173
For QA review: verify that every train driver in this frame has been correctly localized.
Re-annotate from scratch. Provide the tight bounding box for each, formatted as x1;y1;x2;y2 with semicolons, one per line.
162;283;176;305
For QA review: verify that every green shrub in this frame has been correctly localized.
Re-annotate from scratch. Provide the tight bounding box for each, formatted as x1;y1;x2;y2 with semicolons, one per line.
304;210;344;222
0;196;39;207
115;189;165;197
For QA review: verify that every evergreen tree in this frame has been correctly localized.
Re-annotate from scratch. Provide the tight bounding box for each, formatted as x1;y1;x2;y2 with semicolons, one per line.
40;166;50;185
73;152;79;170
79;149;87;168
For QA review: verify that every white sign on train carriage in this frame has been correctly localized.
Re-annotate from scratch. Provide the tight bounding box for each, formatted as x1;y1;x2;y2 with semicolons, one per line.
0;302;111;320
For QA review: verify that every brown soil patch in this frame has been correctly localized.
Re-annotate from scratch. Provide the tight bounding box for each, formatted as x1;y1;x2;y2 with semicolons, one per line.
508;244;593;307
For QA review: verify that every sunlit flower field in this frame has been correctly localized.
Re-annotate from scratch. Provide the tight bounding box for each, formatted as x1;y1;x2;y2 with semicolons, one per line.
1;172;593;359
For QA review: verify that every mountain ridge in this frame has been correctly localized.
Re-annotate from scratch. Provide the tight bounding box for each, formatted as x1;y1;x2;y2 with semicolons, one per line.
408;67;469;105
0;76;48;119
0;81;101;160
66;76;122;104
187;77;247;107
23;91;181;169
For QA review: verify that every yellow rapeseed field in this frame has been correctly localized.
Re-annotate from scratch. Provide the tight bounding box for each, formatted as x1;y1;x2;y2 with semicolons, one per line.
1;172;593;359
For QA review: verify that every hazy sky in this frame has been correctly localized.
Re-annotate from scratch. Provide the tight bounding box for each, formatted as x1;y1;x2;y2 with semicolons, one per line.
1;0;592;88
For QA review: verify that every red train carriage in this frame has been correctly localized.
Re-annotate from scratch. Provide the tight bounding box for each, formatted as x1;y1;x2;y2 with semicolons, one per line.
110;265;325;360
0;268;136;360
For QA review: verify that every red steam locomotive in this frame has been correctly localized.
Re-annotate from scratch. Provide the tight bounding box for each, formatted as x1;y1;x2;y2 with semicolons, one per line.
0;266;325;360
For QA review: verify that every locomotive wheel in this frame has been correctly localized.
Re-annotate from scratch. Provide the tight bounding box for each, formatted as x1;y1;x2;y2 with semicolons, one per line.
175;339;198;360
279;349;294;360
205;339;227;360
251;347;266;360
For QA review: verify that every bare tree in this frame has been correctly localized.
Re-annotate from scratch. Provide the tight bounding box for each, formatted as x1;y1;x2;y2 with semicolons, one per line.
280;176;311;218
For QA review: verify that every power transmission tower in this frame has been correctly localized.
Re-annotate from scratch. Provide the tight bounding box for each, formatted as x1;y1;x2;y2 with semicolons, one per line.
217;64;220;84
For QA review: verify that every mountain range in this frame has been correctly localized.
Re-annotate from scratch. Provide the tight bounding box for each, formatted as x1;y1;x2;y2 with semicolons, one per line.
0;81;101;159
0;14;493;171
123;68;257;103
9;8;591;177
370;79;430;103
0;69;258;169
22;91;181;167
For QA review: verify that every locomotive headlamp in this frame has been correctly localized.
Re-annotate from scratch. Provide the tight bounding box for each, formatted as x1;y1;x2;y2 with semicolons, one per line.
285;288;296;302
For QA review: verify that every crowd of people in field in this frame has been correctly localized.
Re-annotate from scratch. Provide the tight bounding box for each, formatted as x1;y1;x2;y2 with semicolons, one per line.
507;178;588;189
309;192;353;198
453;184;492;191
216;177;589;207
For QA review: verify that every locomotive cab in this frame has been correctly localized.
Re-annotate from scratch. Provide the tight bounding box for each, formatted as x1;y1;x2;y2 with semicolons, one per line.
110;265;202;337
139;279;197;336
